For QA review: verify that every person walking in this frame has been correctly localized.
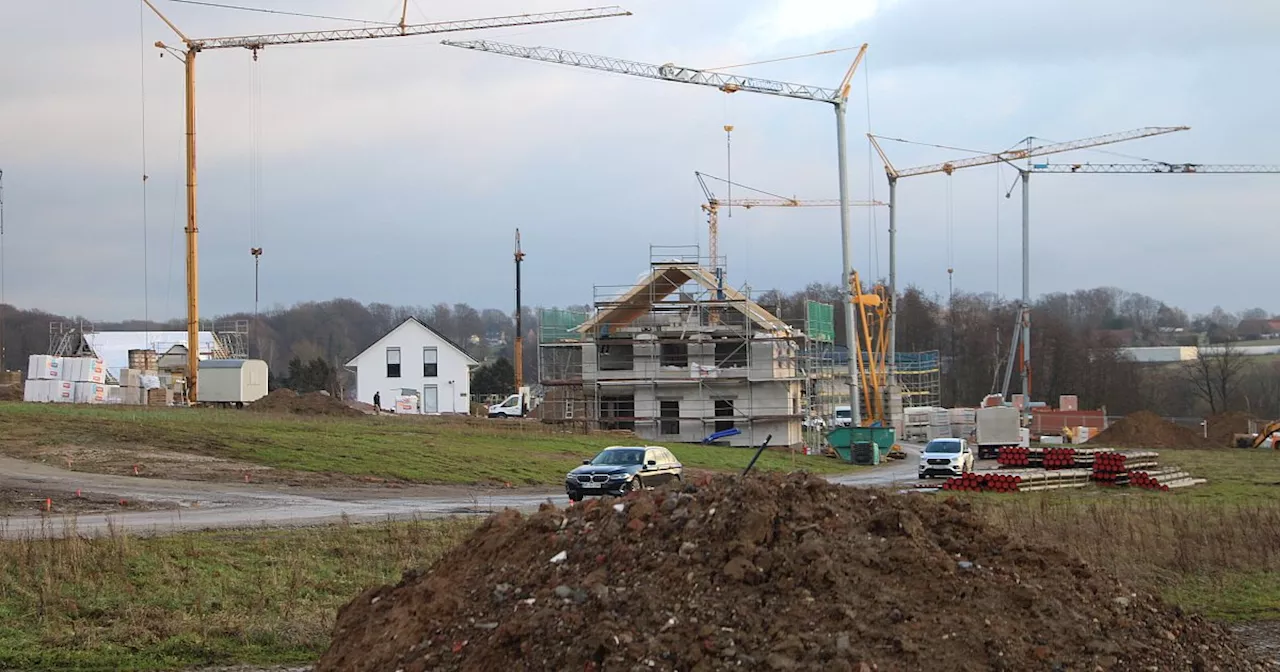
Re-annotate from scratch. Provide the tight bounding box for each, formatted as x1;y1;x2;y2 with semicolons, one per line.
373;391;381;414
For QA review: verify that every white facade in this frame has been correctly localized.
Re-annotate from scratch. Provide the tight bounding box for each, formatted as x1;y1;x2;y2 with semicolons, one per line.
345;318;479;414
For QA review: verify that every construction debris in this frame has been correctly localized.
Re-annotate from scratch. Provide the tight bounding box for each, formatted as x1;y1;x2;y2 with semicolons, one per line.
315;473;1266;672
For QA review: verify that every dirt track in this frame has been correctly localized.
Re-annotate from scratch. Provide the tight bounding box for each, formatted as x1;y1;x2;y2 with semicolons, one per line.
0;446;922;538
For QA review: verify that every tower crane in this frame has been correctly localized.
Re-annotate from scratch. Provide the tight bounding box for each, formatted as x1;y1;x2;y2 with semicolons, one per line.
141;1;631;401
694;172;885;272
867;126;1189;402
1027;162;1280;174
444;39;872;426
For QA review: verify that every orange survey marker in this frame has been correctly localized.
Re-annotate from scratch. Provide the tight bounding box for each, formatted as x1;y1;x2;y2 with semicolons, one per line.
133;464;140;476
44;498;52;512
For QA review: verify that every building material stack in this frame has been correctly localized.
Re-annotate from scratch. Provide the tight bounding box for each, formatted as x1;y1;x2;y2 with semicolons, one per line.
23;355;116;404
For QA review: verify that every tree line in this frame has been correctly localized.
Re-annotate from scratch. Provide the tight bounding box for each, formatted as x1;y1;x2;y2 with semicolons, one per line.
1;286;1275;418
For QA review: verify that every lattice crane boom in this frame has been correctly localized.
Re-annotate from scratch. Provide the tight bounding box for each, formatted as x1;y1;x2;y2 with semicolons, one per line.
881;126;1190;179
184;8;632;51
442;40;864;104
1029;162;1280;174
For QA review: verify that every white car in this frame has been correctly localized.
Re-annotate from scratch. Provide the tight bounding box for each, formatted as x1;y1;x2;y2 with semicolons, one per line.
918;438;975;479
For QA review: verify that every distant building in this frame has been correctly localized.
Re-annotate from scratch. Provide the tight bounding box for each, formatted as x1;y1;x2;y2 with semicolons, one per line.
344;317;479;414
1238;319;1280;340
82;331;222;377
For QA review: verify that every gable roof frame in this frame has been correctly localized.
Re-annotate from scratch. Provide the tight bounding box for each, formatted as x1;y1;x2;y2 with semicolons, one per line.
577;263;793;335
344;317;480;369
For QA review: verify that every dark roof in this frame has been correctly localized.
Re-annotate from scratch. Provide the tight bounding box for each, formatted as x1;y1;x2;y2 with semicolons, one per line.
344;317;479;368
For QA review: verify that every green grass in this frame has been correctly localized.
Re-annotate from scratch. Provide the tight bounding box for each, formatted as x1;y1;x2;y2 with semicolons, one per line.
0;517;478;671
979;449;1280;621
0;403;858;486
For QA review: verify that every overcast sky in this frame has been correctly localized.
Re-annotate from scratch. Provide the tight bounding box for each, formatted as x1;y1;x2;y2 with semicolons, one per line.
2;0;1277;322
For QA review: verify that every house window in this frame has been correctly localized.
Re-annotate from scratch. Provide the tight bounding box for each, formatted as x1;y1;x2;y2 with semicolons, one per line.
597;342;634;371
715;340;748;368
660;400;680;435
599;395;635;431
386;347;401;378
423;347;438;377
714;399;736;432
660;342;688;367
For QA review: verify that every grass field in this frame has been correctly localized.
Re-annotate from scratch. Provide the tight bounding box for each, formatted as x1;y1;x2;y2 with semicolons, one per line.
0;517;478;670
0;402;856;486
982;449;1280;621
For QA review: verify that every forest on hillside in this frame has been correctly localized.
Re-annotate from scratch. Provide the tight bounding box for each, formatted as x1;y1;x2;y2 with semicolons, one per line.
1;285;1276;419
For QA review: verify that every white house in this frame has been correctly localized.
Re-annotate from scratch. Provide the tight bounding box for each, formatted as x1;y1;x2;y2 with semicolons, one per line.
345;317;479;414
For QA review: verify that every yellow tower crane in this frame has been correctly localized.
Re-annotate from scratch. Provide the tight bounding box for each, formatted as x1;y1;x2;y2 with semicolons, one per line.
867;126;1189;403
141;0;631;401
693;172;885;271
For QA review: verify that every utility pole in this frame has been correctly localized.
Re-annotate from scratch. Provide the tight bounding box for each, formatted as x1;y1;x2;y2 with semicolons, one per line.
513;229;525;395
140;1;630;402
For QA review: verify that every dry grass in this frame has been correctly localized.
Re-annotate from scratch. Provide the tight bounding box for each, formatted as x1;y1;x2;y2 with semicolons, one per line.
0;516;478;670
983;494;1280;620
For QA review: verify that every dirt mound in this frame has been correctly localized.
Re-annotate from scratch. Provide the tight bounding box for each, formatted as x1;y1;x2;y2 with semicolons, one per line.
247;388;362;417
1207;411;1256;447
1091;410;1213;449
0;382;21;402
316;473;1265;672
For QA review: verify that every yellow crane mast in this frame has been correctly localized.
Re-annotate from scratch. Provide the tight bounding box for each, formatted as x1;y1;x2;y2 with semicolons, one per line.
141;0;631;401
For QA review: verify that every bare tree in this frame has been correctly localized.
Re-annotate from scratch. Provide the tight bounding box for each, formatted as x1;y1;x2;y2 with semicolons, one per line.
1182;341;1249;414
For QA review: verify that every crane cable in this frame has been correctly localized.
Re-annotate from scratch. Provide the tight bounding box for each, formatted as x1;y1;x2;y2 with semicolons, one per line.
165;0;394;25
139;0;152;343
863;53;879;280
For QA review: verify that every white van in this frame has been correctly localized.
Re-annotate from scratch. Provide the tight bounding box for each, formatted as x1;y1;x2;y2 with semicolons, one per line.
833;405;853;428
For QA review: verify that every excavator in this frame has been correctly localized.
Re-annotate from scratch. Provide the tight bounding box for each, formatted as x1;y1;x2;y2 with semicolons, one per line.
1245;421;1280;449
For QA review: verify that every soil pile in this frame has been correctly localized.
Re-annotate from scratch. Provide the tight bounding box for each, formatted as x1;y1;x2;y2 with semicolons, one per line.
1091;410;1213;449
0;382;21;402
1207;411;1256;447
247;389;362;417
316;473;1266;672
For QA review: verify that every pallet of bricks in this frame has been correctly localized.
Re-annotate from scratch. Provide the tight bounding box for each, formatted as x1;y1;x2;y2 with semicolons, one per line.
22;355;116;404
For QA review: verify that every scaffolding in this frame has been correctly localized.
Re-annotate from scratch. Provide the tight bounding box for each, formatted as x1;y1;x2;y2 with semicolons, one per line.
537;246;810;448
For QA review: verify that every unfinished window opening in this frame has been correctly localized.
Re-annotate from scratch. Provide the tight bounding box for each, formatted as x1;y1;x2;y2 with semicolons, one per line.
660;400;680;435
423;347;438;377
660;342;689;368
597;342;634;371
714;399;736;433
386;347;401;378
714;340;748;368
599;395;635;431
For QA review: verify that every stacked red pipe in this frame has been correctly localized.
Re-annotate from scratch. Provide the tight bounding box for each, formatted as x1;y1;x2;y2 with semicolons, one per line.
941;473;1022;493
1043;447;1077;469
997;447;1035;466
1129;471;1172;492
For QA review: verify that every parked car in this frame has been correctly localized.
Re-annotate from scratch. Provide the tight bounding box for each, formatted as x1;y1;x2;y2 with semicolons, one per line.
918;438;975;479
565;446;683;502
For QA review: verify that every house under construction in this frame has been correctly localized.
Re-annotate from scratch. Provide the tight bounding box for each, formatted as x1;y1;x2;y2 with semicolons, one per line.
538;248;838;448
